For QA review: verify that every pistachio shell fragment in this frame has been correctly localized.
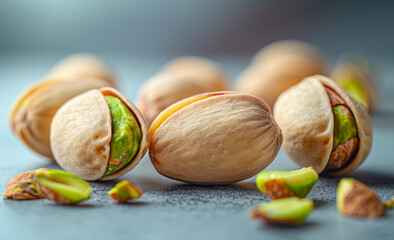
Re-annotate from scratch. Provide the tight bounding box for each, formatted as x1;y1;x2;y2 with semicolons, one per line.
9;77;112;159
108;180;142;202
3;168;49;200
50;87;148;181
250;197;314;225
36;170;92;204
237;40;326;108
149;91;283;184
256;167;318;199
337;178;384;218
47;53;116;86
274;75;372;176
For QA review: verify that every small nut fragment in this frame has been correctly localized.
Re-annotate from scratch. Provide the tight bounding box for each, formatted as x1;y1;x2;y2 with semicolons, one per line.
337;178;384;218
108;180;142;202
3;168;49;200
35;170;92;204
384;197;394;209
256;167;318;199
250;197;314;225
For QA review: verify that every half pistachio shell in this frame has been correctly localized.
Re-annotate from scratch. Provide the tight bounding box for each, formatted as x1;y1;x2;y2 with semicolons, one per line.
9;77;112;159
161;56;229;92
274;75;372;176
47;53;116;86
50;87;148;181
149;92;283;184
236;40;326;108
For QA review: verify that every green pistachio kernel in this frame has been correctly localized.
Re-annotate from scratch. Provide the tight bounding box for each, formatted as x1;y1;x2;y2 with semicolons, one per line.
337;77;368;109
251;197;314;225
104;95;142;176
332;105;358;150
108;180;142;202
36;170;91;204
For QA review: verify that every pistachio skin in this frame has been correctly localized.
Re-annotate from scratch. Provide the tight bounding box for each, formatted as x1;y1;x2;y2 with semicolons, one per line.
108;180;142;202
35;170;92;204
256;167;318;199
337;178;384;218
274;75;372;176
250;197;314;225
149;92;283;185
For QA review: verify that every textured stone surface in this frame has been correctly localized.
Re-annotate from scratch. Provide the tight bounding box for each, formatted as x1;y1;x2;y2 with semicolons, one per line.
1;55;394;240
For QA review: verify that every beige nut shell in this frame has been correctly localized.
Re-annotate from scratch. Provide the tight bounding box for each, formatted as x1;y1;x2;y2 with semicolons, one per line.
47;53;115;86
274;75;372;175
9;77;111;159
137;73;207;126
149;92;283;184
50;87;148;181
161;56;229;91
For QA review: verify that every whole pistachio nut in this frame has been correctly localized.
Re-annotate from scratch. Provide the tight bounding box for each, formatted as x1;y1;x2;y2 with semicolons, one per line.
9;77;113;159
35;170;91;204
50;87;148;181
274;75;372;176
108;180;142;202
137;73;208;126
256;167;318;199
236;40;326;108
337;178;384;218
250;197;314;225
330;61;377;113
3;168;49;200
161;56;229;92
149;91;283;184
47;53;116;86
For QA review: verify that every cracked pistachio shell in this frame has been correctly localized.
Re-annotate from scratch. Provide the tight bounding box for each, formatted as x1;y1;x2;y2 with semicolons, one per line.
237;41;325;108
9;77;112;159
50;87;148;181
137;73;207;126
161;56;229;92
47;53;116;86
273;75;372;176
149;92;283;184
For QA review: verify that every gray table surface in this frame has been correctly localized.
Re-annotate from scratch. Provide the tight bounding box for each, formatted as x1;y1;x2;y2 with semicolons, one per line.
0;54;393;240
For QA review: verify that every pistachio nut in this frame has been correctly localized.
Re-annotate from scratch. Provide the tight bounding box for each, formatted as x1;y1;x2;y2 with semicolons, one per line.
9;77;112;159
50;87;148;181
161;56;229;92
108;180;142;202
330;60;377;112
3;168;49;200
250;197;314;225
256;167;318;199
337;178;384;218
149;91;283;184
35;170;92;204
236;40;326;108
274;75;372;176
47;53;116;86
137;73;208;126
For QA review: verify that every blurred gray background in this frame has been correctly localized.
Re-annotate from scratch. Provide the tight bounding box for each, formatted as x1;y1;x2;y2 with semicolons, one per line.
1;0;394;57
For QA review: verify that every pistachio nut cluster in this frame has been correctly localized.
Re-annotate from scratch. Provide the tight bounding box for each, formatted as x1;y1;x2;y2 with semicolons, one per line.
149;91;283;184
50;87;148;181
236;40;326;108
137;56;228;126
274;75;372;176
330;55;377;112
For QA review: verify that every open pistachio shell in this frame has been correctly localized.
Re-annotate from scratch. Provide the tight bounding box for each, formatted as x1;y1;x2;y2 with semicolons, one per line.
237;40;325;108
149;92;283;184
274;75;372;176
161;56;229;92
47;53;116;86
137;73;207;126
50;87;148;181
9;77;112;159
